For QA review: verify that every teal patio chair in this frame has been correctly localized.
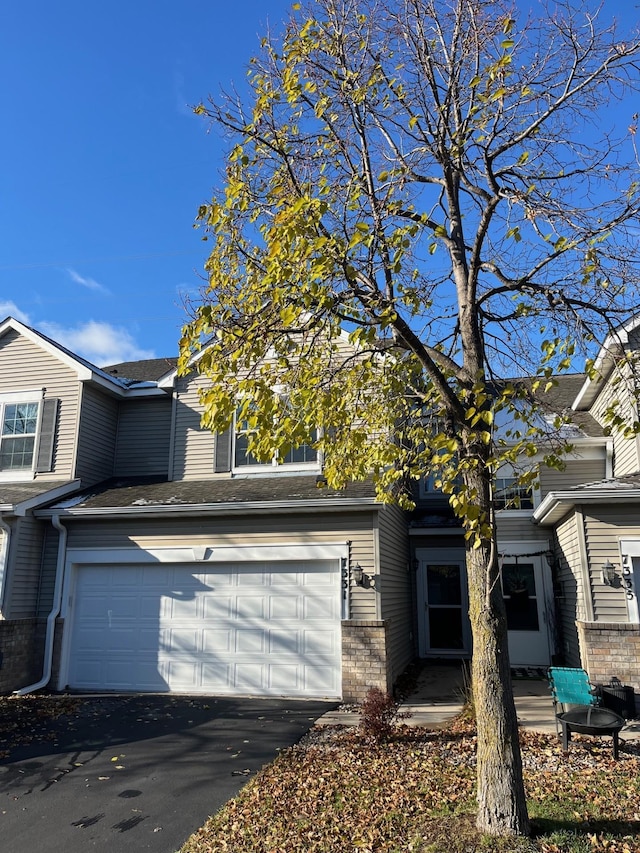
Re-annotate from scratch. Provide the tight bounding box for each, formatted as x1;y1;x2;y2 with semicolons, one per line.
547;667;625;759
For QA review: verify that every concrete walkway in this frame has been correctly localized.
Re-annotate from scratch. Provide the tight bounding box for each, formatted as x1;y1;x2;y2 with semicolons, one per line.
318;663;640;740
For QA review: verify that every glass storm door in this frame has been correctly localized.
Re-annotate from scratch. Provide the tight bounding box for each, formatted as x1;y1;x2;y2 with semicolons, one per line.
417;551;471;656
501;559;551;666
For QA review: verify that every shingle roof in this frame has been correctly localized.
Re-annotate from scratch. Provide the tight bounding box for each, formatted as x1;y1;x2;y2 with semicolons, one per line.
102;358;178;383
42;475;378;514
0;480;78;511
507;374;603;438
567;472;640;492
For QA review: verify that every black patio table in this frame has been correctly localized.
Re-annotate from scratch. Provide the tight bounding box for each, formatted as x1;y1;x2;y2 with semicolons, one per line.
556;706;625;759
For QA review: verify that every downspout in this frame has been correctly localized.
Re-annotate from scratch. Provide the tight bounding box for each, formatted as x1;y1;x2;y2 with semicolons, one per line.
0;513;11;615
14;514;67;695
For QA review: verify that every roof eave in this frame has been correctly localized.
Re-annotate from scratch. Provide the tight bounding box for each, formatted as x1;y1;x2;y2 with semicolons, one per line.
534;487;640;526
35;496;380;519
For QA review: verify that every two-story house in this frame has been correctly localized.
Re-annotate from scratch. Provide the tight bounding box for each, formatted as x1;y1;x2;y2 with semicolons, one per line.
1;314;639;701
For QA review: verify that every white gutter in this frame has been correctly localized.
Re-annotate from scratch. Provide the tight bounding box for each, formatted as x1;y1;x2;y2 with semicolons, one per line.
14;514;67;695
0;514;11;615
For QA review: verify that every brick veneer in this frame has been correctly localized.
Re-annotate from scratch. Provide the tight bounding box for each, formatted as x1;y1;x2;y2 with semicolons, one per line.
0;618;46;693
341;620;391;702
577;620;640;714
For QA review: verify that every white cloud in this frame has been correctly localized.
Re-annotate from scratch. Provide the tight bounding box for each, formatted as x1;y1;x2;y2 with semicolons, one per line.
66;267;110;294
0;301;31;324
39;320;156;367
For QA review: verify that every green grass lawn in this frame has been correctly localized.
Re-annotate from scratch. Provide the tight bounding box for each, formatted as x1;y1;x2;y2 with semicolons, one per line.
178;718;640;853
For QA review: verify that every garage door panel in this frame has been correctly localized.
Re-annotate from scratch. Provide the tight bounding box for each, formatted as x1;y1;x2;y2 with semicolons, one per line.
269;665;300;691
303;629;336;655
235;663;264;691
236;629;265;653
203;596;232;618
269;629;300;654
201;661;233;689
269;595;300;619
305;594;338;620
202;629;233;652
68;559;341;698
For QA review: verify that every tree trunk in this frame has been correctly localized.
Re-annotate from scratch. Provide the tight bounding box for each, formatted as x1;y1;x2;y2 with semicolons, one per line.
465;468;530;835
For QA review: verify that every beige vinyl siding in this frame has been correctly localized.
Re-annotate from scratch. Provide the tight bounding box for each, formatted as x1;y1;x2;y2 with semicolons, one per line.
63;510;378;621
495;515;548;543
75;385;117;483
582;505;638;623
377;503;412;682
0;328;80;480
4;516;46;618
539;457;607;495
554;513;584;666
171;376;216;479
590;368;639;476
114;397;172;477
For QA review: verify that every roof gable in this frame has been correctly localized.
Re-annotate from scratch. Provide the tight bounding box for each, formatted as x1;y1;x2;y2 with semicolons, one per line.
0;317;162;396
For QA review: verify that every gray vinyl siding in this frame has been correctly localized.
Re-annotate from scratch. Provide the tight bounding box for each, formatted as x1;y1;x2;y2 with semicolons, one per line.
63;510;378;621
36;524;60;618
0;328;80;480
590;369;639;476
171;376;216;479
114;397;172;477
377;503;412;682
539;457;607;495
75;385;117;483
4;515;46;618
582;506;638;623
554;513;584;666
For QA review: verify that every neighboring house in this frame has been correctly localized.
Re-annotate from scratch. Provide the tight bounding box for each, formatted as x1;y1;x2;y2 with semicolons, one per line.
0;314;638;701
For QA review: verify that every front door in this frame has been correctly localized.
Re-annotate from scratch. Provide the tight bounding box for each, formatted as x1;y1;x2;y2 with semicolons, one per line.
416;548;471;657
500;553;552;667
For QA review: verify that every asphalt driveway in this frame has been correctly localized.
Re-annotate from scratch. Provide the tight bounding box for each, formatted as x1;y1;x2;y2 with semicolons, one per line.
0;693;336;853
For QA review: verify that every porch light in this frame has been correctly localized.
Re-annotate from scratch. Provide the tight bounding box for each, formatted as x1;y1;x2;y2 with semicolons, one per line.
602;560;617;586
352;563;364;586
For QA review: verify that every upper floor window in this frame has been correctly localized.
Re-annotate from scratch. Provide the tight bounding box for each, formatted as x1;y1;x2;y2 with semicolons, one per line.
494;477;534;511
233;409;318;471
0;392;58;481
0;396;40;475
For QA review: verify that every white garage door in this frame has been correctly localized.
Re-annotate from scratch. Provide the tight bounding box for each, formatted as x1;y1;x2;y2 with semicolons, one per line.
67;559;341;698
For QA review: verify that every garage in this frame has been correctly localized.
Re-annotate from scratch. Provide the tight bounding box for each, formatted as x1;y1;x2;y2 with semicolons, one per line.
64;554;343;698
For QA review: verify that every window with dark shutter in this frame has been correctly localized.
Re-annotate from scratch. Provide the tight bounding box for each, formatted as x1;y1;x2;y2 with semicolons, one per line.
35;397;59;473
214;427;232;473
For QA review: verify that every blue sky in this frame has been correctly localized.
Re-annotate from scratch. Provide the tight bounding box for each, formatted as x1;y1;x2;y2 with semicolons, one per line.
1;1;638;367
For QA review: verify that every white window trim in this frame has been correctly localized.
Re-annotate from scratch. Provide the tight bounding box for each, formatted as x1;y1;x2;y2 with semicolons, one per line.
0;390;42;482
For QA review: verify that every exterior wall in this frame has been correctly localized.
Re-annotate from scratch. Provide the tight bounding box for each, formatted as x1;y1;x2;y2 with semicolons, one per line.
553;513;585;666
0;328;81;480
577;621;640;703
0;617;45;693
341;620;390;701
75;384;117;483
2;515;46;619
539;457;607;495
495;514;550;543
582;506;637;623
114;396;172;477
590;366;639;476
171;375;216;480
377;503;412;685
